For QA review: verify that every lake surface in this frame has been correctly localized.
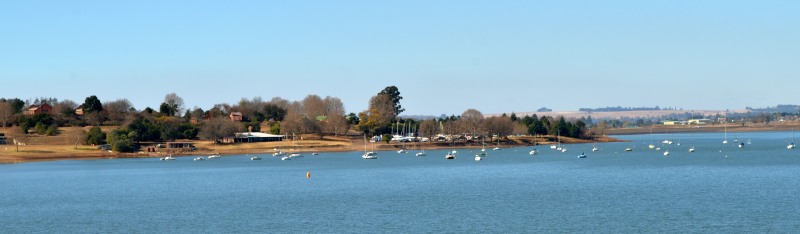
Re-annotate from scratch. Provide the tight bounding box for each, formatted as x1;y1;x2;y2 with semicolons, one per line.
2;131;800;233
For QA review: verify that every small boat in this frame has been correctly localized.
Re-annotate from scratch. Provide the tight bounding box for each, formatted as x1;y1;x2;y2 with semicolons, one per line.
251;156;262;160
648;144;655;149
689;147;695;153
312;152;319;156
529;149;537;155
207;154;221;159
656;147;661;151
493;147;502;151
451;150;458;154
550;145;557;150
561;148;567;153
272;151;287;157
362;135;378;159
723;125;729;144
625;148;633;152
663;150;670;156
662;140;673;145
577;153;586;158
738;143;744;148
289;153;303;158
789;143;796;150
591;146;599;152
474;155;482;161
280;156;290;160
161;155;176;161
194;157;205;161
445;153;455;160
415;152;427;156
397;149;407;154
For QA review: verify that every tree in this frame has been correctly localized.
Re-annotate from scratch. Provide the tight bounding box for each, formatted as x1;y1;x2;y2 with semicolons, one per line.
8;126;27;152
484;117;514;139
368;94;396;129
346;113;360;125
159;102;175;116
83;95;103;113
326;114;349;136
263;103;287;121
323;97;347;136
107;128;137;152
104;99;133;125
418;120;438;139
86;126;107;145
53;99;79;126
157;117;183;142
302;95;326;119
378;86;404;115
66;128;86;149
0;102;13;128
0;98;26;114
460;109;484;139
190;107;205;122
163;93;184;116
269;122;281;134
199;117;241;143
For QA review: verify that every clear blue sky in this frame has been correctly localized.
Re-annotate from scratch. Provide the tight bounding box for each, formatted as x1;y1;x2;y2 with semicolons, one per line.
1;1;798;116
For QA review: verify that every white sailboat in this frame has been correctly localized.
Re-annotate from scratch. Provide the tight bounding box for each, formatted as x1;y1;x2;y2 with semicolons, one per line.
723;125;729;144
689;147;695;153
415;139;427;156
788;128;796;149
648;127;655;149
493;137;502;151
663;150;670;156
555;132;566;152
362;135;378;159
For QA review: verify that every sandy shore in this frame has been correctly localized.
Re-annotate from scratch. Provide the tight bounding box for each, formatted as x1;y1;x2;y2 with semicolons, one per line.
0;135;624;164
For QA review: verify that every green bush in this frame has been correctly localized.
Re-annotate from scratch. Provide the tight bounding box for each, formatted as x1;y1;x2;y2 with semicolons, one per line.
45;125;58;136
86;126;106;145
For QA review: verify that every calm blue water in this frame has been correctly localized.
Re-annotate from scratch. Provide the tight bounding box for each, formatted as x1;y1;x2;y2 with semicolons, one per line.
2;131;800;233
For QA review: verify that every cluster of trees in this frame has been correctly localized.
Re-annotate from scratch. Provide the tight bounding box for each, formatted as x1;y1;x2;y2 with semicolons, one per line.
356;86;404;135
519;115;586;138
279;95;349;138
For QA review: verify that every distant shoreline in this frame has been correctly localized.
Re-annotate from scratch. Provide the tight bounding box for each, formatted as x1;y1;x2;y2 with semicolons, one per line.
604;123;799;135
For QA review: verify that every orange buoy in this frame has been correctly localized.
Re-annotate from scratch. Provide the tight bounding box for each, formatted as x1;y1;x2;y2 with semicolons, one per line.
306;171;311;179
